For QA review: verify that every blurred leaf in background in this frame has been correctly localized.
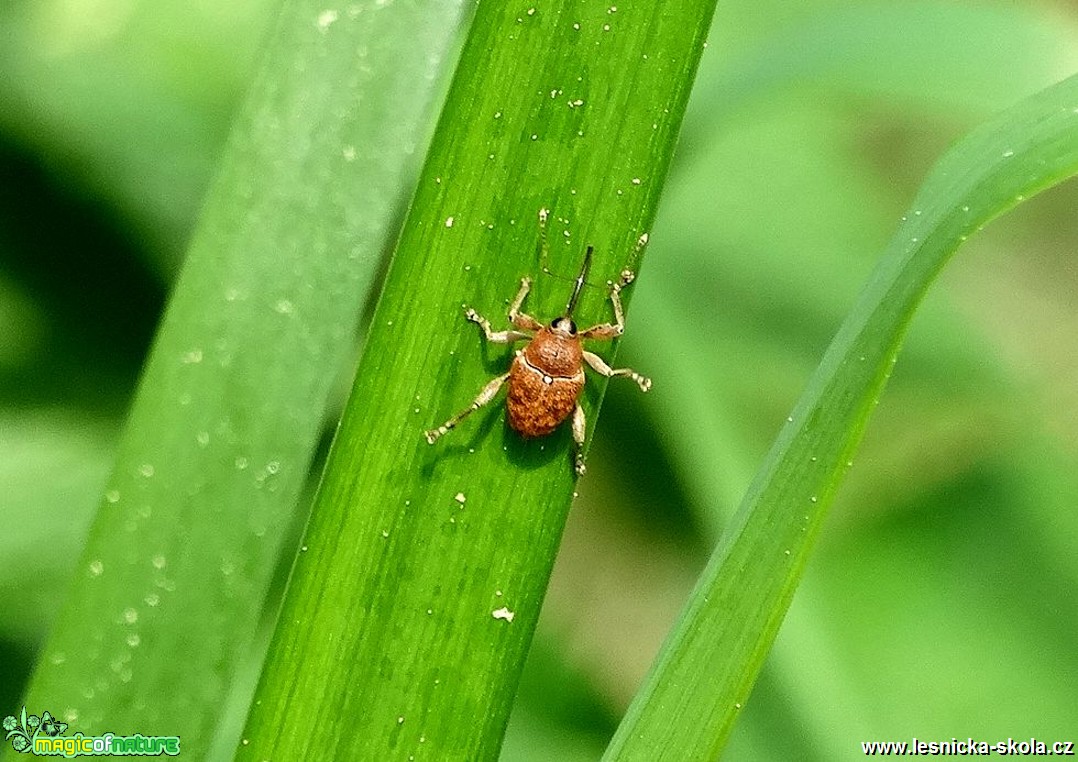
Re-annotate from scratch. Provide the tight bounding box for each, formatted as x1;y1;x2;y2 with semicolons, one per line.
0;0;276;716
2;0;1077;759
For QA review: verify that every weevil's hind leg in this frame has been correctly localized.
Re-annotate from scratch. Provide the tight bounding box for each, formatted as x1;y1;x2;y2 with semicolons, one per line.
507;277;542;331
425;373;510;444
583;350;652;392
464;307;532;344
579;269;635;340
572;403;587;476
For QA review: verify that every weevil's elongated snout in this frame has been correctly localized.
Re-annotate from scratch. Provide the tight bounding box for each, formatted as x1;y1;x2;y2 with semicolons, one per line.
565;245;593;318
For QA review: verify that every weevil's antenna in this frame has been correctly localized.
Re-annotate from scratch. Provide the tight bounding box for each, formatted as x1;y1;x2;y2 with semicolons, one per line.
538;208;552;276
565;245;593;317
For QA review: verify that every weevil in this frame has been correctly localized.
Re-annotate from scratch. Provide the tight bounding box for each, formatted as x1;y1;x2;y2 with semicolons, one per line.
424;224;651;475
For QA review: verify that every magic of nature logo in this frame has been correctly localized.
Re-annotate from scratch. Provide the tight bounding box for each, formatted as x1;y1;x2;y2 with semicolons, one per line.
3;708;180;757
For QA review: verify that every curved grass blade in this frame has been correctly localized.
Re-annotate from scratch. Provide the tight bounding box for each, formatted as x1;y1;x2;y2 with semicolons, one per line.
10;0;465;755
238;0;719;759
603;74;1078;760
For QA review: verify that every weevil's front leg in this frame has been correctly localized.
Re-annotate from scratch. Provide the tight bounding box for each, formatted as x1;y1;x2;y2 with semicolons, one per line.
579;269;635;340
583;350;652;392
507;276;542;331
465;306;532;344
572;403;587;476
425;373;510;444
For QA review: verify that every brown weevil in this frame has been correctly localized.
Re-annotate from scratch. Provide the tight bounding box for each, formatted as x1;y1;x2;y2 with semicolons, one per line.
424;214;651;475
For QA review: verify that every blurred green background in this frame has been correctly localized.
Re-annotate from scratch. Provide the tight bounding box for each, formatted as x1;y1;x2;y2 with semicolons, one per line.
2;0;1077;759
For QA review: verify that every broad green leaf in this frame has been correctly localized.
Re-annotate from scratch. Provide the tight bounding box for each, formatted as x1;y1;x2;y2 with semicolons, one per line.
10;0;465;756
238;0;718;758
603;74;1078;760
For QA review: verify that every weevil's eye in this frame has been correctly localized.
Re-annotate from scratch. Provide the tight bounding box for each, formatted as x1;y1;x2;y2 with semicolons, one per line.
551;318;577;335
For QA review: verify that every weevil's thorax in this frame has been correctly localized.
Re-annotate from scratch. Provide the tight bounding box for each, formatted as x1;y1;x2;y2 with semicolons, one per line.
523;320;583;378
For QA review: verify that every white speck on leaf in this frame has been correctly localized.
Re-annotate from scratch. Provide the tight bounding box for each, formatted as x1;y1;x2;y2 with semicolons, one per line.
316;9;338;31
454;492;466;504
492;607;515;622
445;216;454;228
274;299;295;315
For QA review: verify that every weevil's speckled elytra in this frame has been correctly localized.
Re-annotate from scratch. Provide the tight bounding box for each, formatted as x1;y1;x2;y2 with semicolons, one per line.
425;214;651;475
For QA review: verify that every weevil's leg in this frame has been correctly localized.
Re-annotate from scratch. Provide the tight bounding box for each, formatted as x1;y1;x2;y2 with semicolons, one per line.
579;269;635;340
425;373;510;444
572;403;587;476
583;350;652;392
507;276;542;331
464;306;532;344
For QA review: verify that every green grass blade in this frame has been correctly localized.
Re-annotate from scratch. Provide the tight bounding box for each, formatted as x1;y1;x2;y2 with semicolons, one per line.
10;0;464;755
238;1;717;758
603;74;1078;760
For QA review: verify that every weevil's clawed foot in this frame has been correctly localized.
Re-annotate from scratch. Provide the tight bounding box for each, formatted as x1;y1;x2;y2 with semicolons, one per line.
424;426;447;444
637;375;652;393
620;269;636;286
575;457;587;476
